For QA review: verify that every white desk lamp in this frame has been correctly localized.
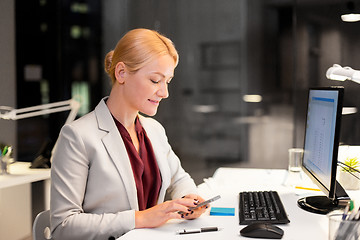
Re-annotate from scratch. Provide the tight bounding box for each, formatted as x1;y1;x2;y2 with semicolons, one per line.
326;64;360;181
0;99;80;124
326;64;359;115
326;64;360;84
0;99;81;168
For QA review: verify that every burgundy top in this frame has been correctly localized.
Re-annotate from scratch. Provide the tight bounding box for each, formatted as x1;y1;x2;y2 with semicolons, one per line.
113;116;162;210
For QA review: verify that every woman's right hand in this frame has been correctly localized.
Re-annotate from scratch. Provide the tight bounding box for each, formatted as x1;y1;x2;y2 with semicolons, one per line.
134;197;198;228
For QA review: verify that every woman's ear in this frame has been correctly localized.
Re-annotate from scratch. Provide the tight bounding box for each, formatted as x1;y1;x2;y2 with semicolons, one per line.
114;62;126;84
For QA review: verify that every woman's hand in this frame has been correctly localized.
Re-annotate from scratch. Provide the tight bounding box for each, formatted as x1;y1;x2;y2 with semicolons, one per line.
135;194;207;228
181;194;207;220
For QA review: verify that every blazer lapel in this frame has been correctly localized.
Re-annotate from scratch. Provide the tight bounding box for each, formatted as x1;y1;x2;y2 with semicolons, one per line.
95;99;139;210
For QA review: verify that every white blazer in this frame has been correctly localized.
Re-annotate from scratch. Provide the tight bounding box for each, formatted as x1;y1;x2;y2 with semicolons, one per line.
50;98;197;240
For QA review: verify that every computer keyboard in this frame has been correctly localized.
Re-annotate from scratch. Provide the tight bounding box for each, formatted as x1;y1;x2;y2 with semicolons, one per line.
239;191;290;225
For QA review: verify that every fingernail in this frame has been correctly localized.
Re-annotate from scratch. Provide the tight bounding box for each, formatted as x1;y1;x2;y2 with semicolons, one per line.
181;214;184;218
188;209;192;212
191;211;194;214
205;205;209;209
186;213;189;216
181;196;185;198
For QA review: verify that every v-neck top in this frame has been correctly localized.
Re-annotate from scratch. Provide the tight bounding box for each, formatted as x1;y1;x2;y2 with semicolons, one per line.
113;116;162;210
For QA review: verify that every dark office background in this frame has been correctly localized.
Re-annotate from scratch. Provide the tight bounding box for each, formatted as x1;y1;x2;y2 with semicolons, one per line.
12;0;360;183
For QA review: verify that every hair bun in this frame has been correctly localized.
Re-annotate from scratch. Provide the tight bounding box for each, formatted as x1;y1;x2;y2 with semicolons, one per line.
104;50;114;73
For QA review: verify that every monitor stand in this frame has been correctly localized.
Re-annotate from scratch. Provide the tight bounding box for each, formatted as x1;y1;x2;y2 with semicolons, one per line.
297;181;350;214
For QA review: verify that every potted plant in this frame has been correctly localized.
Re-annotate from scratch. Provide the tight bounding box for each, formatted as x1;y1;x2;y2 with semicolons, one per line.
338;156;360;190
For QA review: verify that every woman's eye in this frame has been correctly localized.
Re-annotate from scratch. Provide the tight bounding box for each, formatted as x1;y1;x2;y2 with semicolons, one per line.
150;79;159;84
150;79;161;84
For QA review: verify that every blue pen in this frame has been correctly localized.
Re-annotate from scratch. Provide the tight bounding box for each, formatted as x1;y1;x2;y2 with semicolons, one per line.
343;204;350;220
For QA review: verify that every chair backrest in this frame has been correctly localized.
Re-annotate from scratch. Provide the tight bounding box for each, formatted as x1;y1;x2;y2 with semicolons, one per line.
33;209;52;240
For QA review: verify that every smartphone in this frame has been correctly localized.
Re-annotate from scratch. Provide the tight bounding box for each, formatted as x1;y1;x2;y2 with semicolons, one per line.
189;195;221;210
178;195;221;214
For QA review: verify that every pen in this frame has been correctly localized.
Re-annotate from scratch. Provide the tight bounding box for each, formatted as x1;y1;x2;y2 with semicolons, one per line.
5;146;12;157
295;186;321;191
354;207;360;221
342;203;350;220
176;227;220;234
2;146;7;156
335;202;358;240
348;210;357;221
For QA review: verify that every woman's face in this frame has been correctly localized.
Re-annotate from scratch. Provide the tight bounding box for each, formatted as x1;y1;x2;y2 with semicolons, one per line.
122;54;175;116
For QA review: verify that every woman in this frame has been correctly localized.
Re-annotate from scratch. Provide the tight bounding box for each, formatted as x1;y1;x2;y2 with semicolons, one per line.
50;28;207;240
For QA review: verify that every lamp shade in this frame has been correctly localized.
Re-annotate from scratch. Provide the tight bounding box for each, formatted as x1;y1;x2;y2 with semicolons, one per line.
341;1;360;22
326;64;360;84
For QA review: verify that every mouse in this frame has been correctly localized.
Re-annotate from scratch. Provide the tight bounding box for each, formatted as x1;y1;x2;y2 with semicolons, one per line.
240;223;284;239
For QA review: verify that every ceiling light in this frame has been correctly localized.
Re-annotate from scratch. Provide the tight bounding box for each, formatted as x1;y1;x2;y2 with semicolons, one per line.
341;1;360;22
243;95;262;103
341;13;360;22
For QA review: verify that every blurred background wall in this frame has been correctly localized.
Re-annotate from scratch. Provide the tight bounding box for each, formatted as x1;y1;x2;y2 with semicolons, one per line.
1;0;360;184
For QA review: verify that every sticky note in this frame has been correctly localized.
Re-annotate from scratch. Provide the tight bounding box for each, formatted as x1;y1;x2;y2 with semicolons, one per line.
210;207;235;216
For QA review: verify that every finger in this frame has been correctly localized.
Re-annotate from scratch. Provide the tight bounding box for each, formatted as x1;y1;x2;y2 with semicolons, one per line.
181;210;195;219
197;196;206;202
185;202;208;219
183;194;205;203
194;204;207;214
183;195;209;212
182;193;198;199
185;210;206;219
183;210;203;219
164;201;193;214
173;198;199;208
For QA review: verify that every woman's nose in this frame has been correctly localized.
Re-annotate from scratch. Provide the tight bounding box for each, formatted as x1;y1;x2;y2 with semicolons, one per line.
157;82;169;98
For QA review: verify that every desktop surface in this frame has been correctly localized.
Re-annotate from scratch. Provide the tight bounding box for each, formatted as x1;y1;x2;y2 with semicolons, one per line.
0;161;50;189
0;161;51;240
118;167;359;239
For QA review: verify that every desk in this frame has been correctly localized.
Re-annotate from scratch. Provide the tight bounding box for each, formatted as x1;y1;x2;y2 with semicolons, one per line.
120;167;360;240
0;161;51;189
0;162;51;240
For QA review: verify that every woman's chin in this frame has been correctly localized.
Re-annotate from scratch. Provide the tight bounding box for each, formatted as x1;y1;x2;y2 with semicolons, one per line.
140;109;158;117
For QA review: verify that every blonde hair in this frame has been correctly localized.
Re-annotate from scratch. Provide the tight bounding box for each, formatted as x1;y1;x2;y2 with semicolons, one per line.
104;28;179;84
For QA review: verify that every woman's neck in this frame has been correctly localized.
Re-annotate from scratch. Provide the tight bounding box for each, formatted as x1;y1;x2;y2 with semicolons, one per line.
106;86;138;129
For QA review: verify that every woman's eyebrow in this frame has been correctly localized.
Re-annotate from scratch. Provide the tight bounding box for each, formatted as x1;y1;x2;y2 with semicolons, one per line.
150;71;173;79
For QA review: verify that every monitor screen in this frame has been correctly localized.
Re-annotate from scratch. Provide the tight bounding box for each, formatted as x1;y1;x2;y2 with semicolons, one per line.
298;87;349;214
303;88;341;196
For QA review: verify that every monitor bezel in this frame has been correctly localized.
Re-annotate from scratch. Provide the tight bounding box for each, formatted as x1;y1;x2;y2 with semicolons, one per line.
301;86;344;201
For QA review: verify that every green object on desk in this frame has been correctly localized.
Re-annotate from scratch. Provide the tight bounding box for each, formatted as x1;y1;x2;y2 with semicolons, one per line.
210;207;235;216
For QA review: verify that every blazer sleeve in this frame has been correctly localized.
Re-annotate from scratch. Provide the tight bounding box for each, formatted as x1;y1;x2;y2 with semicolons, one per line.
50;124;135;240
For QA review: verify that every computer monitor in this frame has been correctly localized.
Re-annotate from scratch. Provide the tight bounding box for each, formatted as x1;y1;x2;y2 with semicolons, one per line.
297;87;350;214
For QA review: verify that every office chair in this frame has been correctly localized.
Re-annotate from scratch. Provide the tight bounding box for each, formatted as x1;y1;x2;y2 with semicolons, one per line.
33;209;52;240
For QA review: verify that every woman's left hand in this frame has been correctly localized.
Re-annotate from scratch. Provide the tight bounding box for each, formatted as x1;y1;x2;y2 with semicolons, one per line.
181;194;207;219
